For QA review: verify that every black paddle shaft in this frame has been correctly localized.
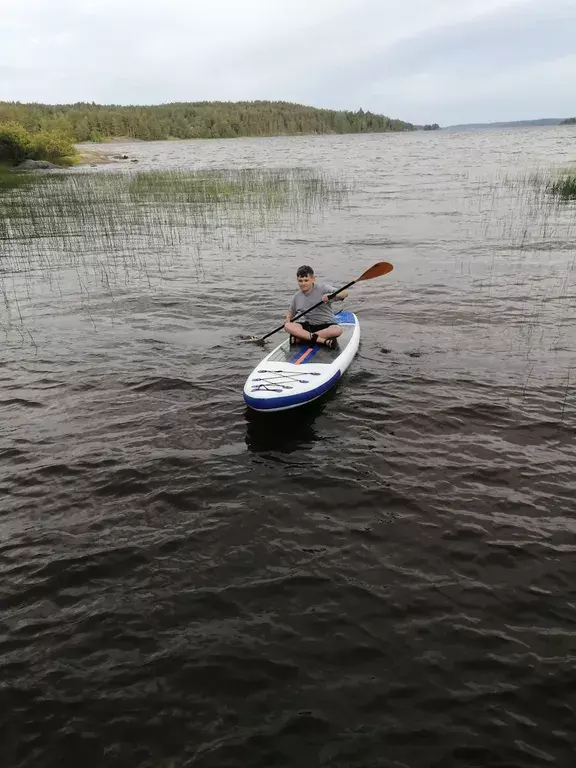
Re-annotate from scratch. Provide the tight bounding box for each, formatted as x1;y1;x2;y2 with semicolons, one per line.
259;280;356;342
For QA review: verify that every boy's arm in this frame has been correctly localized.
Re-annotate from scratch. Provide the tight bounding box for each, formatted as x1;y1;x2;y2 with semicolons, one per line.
322;285;348;302
286;296;296;321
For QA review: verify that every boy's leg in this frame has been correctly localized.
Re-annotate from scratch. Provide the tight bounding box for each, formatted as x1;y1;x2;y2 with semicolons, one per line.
284;322;343;345
284;321;313;341
315;324;343;343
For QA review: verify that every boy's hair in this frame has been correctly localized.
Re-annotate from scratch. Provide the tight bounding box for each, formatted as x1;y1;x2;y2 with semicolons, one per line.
296;265;314;278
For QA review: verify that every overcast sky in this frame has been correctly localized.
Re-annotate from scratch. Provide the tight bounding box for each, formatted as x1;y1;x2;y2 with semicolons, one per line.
1;0;574;125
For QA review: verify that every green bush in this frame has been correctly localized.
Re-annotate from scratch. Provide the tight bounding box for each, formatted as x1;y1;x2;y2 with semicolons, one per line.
0;121;76;165
0;121;32;163
29;129;76;162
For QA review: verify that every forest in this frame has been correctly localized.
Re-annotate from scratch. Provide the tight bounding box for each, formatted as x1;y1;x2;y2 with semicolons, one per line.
0;100;415;142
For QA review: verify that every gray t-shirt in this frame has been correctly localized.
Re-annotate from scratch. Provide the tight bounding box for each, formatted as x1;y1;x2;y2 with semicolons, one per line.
289;283;339;326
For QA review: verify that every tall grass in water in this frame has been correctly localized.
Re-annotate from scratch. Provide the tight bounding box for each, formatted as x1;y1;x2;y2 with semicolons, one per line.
514;167;576;210
1;168;347;245
0;165;51;192
546;170;576;202
0;167;349;315
472;164;575;422
475;165;576;252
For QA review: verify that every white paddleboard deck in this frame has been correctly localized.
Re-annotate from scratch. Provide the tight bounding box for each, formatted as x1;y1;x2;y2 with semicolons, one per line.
243;311;360;412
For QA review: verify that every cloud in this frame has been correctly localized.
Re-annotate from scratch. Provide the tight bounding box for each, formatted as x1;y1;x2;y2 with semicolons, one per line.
304;0;576;122
361;55;576;125
0;0;573;124
380;0;574;76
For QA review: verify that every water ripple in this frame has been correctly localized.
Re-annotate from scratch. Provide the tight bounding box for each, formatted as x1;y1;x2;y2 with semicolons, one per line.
1;129;576;767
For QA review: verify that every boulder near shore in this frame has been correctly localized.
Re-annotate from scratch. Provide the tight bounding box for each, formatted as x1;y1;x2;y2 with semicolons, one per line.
13;159;60;171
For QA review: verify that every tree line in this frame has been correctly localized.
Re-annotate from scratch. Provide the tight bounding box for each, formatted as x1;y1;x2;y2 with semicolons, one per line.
0;100;415;142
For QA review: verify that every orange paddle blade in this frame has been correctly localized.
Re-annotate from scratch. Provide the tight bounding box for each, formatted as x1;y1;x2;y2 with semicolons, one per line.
356;261;394;282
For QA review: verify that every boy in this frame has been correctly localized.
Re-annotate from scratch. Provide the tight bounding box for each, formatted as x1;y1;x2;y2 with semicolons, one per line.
284;265;348;349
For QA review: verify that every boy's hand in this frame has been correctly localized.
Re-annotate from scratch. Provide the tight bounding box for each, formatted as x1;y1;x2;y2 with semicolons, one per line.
322;294;330;303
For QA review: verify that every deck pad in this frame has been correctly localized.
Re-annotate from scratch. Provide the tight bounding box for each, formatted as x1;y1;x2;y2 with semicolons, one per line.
268;312;356;365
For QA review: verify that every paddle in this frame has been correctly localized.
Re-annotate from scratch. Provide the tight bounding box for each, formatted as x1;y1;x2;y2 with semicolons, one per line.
249;261;394;345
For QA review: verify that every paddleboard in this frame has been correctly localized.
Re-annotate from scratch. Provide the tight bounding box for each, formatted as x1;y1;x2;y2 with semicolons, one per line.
243;311;360;412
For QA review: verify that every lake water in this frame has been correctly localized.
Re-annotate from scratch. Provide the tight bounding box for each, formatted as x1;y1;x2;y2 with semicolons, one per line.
1;127;575;767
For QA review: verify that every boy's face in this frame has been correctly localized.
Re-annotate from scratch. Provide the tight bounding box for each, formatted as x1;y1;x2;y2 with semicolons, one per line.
297;273;315;293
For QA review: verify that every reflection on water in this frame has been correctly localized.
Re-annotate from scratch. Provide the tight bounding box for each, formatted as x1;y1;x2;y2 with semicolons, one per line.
244;389;339;454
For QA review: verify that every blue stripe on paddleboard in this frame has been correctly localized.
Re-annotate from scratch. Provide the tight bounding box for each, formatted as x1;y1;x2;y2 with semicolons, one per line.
244;370;341;411
289;343;321;364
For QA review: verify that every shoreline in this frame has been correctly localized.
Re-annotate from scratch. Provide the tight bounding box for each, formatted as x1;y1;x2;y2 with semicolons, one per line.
75;143;133;167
